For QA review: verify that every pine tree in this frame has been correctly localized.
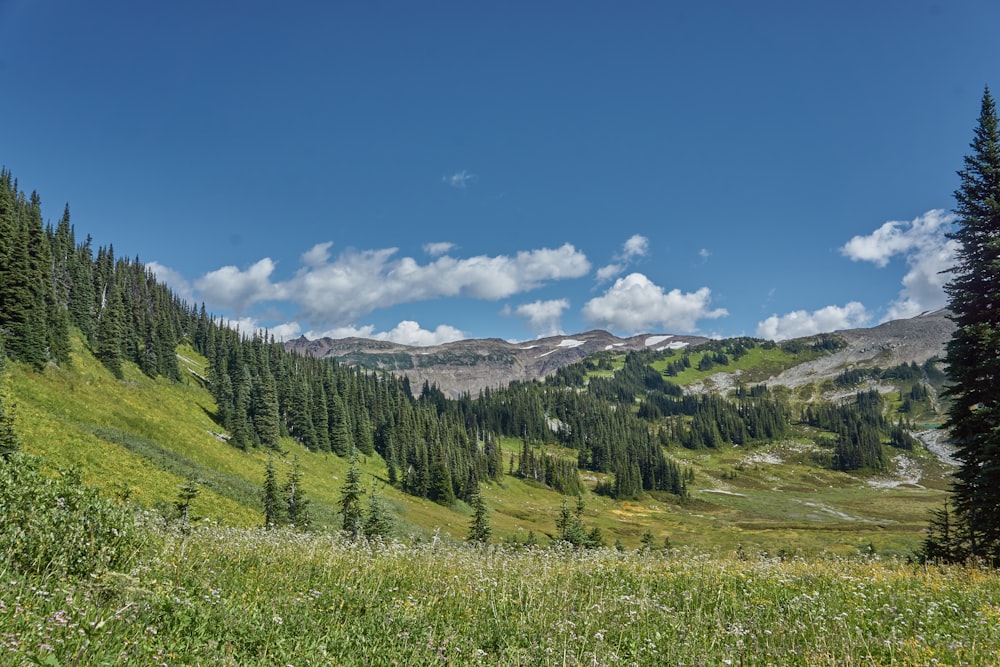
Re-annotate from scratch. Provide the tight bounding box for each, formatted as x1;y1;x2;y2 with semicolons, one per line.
362;483;394;540
95;279;125;378
283;455;311;529
466;489;491;544
254;363;281;449
942;87;1000;561
262;457;284;527
174;478;200;534
339;448;365;537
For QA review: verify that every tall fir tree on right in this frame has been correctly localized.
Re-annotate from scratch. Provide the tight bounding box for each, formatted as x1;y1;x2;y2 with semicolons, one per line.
932;86;1000;562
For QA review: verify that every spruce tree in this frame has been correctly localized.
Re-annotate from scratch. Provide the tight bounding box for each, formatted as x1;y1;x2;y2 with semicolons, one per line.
941;87;1000;561
339;448;365;537
362;483;394;540
262;457;284;527
283;455;311;529
466;489;491;544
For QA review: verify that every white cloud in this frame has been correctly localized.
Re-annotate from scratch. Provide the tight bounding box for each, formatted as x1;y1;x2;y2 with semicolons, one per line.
424;242;455;256
194;243;590;329
755;302;870;341
312;321;465;346
509;298;570;337
622;234;649;258
146;261;193;302
597;234;650;282
841;209;957;320
596;263;624;282
443;170;475;189
269;321;304;342
582;272;728;333
699;248;711;261
301;241;333;267
194;258;283;314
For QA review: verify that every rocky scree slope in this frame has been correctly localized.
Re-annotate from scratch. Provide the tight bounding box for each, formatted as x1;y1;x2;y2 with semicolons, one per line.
285;330;708;397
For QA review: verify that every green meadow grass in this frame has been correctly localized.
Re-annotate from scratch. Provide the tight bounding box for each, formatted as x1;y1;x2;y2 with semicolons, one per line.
5;333;953;556
3;523;999;666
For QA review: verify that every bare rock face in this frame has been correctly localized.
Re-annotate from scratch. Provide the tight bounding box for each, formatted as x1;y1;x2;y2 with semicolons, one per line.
285;331;709;397
766;309;953;389
285;310;955;398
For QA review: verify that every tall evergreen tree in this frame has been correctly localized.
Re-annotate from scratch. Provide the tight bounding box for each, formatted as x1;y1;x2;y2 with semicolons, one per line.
941;87;1000;561
362;483;394;540
262;457;284;527
339;448;365;537
283;455;311;529
466;489;491;544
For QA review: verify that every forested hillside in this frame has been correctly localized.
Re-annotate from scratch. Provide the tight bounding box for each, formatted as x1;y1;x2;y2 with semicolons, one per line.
0;165;953;550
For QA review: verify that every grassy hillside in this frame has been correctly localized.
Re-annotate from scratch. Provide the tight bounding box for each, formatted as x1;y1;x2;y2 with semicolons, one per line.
7;331;953;556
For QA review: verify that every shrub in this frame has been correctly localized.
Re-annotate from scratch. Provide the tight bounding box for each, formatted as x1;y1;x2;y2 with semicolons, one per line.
0;454;145;577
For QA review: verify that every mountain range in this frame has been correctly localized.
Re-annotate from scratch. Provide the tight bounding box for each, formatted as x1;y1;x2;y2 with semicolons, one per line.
286;309;954;398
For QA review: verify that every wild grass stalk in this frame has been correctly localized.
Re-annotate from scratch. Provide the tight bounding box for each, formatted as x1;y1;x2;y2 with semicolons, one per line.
2;520;999;666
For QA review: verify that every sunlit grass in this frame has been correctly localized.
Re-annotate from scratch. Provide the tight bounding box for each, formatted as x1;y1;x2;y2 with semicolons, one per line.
3;522;998;666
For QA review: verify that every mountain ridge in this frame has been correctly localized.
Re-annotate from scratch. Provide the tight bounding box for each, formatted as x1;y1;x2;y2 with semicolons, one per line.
286;329;711;396
286;310;954;397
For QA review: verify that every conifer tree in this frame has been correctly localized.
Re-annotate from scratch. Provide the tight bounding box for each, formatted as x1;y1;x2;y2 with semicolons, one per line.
339;448;365;537
254;364;281;449
362;483;394;540
174;478;200;534
466;489;491;544
941;87;1000;561
283;455;311;529
95;279;125;378
262;457;284;527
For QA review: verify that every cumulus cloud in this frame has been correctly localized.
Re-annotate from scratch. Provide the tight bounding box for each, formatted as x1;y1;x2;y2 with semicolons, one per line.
424;242;455;256
755;302;870;341
582;272;728;333
194;243;590;329
443;170;475;189
841;209;958;320
146;261;193;302
509;298;570;337
194;258;284;314
312;321;465;346
597;234;649;282
622;234;649;258
596;263;625;282
301;241;333;267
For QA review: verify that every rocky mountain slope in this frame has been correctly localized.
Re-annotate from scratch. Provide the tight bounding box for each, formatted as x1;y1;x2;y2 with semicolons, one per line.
286;310;955;397
285;330;709;396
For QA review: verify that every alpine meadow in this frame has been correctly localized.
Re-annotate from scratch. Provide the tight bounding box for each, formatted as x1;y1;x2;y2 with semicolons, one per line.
6;79;1000;666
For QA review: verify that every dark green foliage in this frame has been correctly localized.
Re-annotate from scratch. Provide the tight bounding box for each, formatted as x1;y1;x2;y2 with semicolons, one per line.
0;454;143;576
922;499;969;563
339;449;365;537
555;495;603;548
804;390;887;471
262;457;283;527
283;456;311;529
362;485;394;540
941;87;1000;561
173;477;200;533
467;489;491;544
515;438;584;496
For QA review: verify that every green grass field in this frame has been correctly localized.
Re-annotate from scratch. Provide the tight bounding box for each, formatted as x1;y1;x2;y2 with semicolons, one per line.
3;523;998;666
4;333;953;556
3;334;994;665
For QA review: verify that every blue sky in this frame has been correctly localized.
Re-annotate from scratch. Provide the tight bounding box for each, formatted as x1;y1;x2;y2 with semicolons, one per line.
1;1;996;344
